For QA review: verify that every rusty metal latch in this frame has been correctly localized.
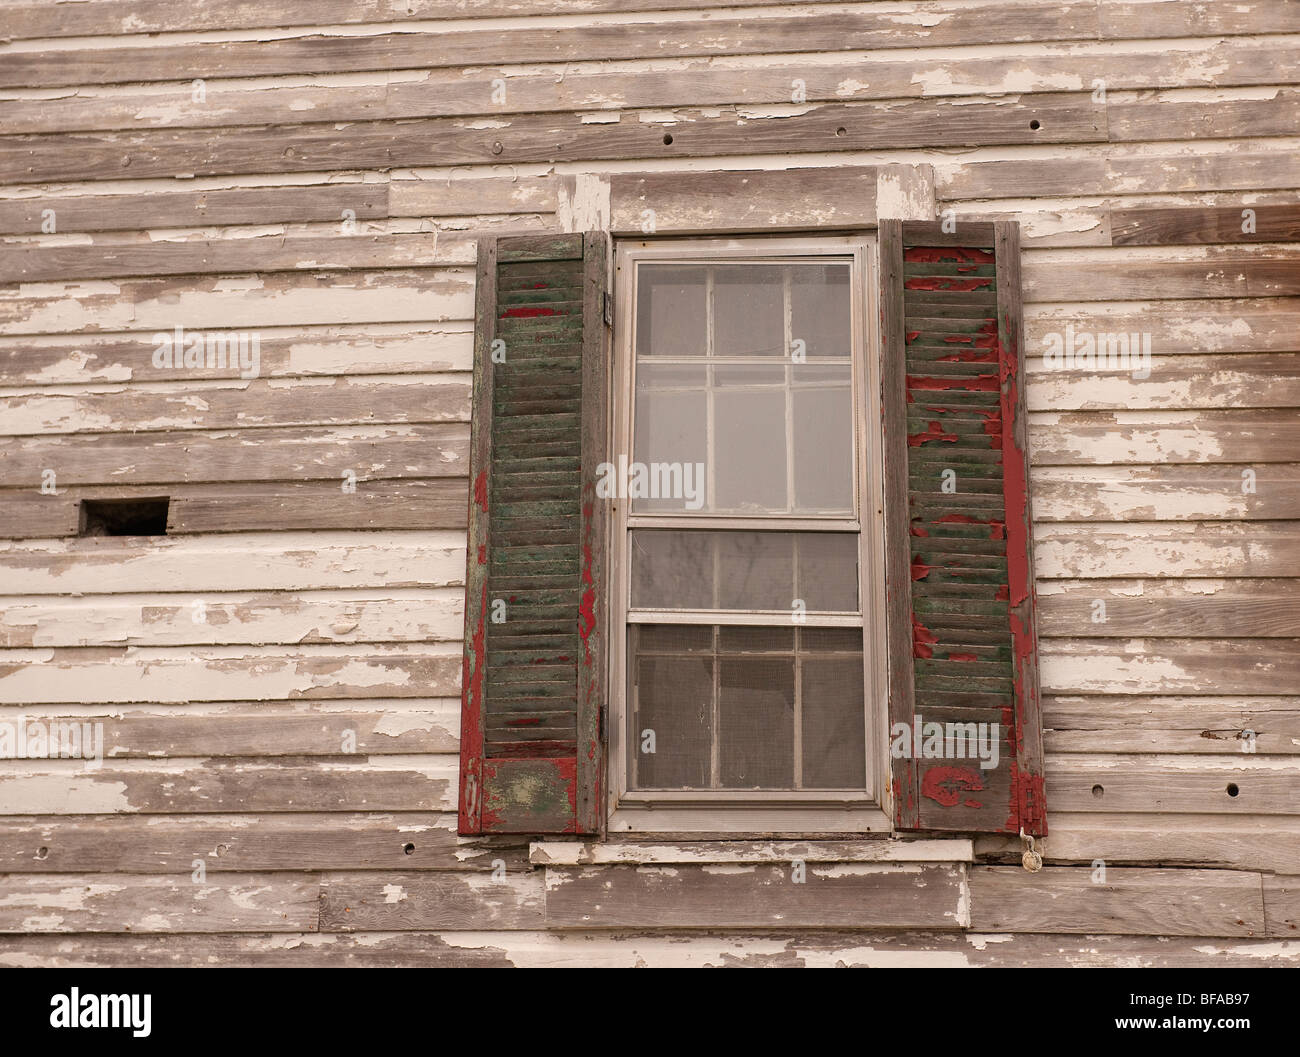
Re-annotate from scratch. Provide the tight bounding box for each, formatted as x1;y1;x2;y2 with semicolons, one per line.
1019;827;1043;872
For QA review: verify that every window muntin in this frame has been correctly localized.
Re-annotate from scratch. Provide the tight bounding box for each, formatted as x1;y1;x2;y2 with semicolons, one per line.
611;237;885;824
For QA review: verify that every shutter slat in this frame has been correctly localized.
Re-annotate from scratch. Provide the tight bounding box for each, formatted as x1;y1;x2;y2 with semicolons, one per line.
883;218;1047;837
458;232;609;836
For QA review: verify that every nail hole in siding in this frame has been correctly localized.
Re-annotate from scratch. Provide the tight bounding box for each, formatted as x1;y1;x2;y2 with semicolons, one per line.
1091;784;1104;798
403;843;416;855
79;497;170;537
835;127;847;137
662;133;674;145
1029;119;1041;130
1226;783;1239;797
36;846;48;860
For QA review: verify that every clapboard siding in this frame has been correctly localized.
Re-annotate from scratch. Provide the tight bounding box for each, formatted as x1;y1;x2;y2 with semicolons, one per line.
1;0;1296;966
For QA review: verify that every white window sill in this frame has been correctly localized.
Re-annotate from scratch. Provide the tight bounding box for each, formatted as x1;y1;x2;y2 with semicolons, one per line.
530;837;973;867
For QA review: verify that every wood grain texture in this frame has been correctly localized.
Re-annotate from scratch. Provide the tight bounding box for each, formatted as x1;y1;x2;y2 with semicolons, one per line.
543;862;967;929
0;873;320;933
0;928;1296;968
0;376;469;435
1047;754;1300;815
1035;523;1300;579
0;758;458;814
320;870;546;930
1042;695;1300;754
0;96;1105;185
0;324;473;385
609;167;877;234
0;5;1103;88
0;591;461;647
969;865;1267;937
0;532;466;595
0;813;524;874
0;645;461;703
0;424;469;486
1264;874;1300;937
1030;410;1300;466
0;270;475;337
9;42;1292;140
878;219;919;830
0;708;459;756
976;813;1300;874
0;478;469;538
0;0;837;39
1110;204;1300;246
941;150;1300;200
1039;580;1300;638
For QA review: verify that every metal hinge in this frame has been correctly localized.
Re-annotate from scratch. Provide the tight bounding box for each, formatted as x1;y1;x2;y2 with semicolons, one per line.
603;290;613;328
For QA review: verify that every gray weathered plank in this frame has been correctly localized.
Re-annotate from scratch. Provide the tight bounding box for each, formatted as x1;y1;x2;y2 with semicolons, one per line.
319;870;546;930
969;865;1266;936
0;6;1102;88
0;812;525;874
1;928;1297;968
543;862;967;929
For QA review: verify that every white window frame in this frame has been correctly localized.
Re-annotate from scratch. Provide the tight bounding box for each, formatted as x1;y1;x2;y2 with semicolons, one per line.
607;234;891;835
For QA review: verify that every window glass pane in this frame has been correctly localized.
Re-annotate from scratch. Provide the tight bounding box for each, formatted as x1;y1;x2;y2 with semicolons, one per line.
713;265;785;357
801;628;866;788
793;379;854;514
631;626;712;789
631;260;855;515
633;362;707;513
629;530;858;612
714;385;787;512
791;263;851;358
720;656;794;788
636;265;706;357
627;624;866;792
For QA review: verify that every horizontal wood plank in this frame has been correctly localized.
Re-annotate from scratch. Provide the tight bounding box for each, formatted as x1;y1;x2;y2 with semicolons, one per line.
319;870;546;930
1038;580;1300;638
0;872;319;933
0;532;466;595
0;758;458;814
0;324;473;386
0;812;522;873
543;862;967;929
0;591;462;647
969;865;1266;936
0;645;461;703
0;6;1102;88
0;96;1105;185
0;928;1296;968
1048;753;1300;814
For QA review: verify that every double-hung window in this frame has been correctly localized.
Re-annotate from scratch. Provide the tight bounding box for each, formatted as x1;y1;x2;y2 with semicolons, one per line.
608;236;889;833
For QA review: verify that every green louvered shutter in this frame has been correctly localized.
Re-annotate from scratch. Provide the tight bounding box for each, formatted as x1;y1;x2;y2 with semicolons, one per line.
458;233;608;835
880;219;1047;836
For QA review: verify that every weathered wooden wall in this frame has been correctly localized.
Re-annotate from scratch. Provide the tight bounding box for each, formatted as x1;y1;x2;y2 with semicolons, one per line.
0;0;1297;966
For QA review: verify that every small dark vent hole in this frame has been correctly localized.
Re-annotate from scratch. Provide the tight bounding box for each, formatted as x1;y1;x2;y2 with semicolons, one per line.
1226;783;1239;797
1091;784;1104;798
662;133;674;145
402;842;416;855
1029;119;1041;130
79;497;169;537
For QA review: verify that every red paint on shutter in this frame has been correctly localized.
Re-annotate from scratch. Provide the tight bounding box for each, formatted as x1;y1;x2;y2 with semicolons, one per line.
882;219;1047;837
